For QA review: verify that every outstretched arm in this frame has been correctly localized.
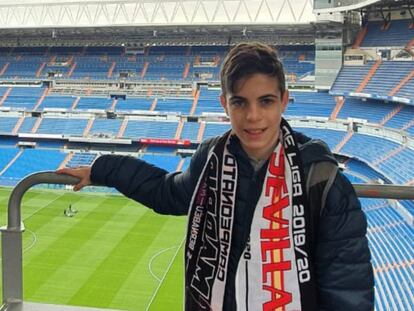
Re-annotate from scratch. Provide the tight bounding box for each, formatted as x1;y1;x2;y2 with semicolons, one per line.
56;139;213;216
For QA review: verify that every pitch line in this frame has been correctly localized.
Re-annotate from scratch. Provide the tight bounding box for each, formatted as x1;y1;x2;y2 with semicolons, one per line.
23;229;38;254
145;236;185;311
0;192;65;261
148;245;180;282
22;192;65;221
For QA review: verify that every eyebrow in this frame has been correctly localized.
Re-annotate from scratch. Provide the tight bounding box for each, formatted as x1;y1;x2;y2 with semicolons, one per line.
229;94;280;101
259;94;280;100
229;95;245;101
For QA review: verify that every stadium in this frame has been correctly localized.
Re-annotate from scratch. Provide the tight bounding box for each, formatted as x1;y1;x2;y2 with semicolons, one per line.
0;0;413;310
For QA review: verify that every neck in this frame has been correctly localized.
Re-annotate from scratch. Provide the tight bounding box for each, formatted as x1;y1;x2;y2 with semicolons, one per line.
246;138;280;161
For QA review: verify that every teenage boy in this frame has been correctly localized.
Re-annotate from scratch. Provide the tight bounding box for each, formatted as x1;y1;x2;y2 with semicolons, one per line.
57;42;374;311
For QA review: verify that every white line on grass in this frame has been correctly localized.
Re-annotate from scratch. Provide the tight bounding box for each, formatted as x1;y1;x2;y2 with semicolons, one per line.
22;193;65;221
0;192;66;262
145;236;186;311
148;245;180;282
23;229;38;254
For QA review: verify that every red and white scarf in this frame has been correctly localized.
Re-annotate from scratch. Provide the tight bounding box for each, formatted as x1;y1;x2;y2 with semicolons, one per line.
185;119;317;310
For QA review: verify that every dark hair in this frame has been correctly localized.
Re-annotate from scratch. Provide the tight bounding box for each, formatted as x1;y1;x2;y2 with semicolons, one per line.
220;42;286;96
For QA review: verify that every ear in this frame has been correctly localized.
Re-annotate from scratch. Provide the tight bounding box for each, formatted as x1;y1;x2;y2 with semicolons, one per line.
281;90;289;113
220;94;229;115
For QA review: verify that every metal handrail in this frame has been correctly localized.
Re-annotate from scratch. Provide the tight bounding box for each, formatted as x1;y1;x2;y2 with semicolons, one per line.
2;172;80;307
2;171;414;308
7;172;80;230
353;184;414;200
6;172;414;230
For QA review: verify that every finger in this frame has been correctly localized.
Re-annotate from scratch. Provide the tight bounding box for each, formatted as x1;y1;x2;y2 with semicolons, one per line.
56;168;83;179
73;182;85;192
56;168;75;176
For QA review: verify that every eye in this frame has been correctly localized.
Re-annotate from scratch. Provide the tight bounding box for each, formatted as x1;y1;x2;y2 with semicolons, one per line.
230;99;244;107
261;97;275;105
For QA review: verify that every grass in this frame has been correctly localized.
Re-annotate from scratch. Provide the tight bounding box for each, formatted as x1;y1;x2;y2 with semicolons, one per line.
0;187;186;310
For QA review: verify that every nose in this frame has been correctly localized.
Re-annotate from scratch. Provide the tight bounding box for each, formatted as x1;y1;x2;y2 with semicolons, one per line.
246;103;262;122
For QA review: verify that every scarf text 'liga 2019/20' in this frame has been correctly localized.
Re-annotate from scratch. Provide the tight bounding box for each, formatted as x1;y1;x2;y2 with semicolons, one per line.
185;119;318;311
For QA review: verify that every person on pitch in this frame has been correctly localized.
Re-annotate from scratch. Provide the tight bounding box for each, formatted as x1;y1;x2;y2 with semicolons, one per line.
57;42;374;311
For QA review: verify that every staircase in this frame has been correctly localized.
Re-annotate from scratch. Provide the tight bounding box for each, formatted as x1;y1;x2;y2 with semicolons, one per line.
174;121;184;139
83;118;95;136
141;62;149;78
0;87;12;106
67;55;74;65
194;55;201;66
0;150;23;176
32;88;49;111
31;117;43;133
107;61;116;78
117;117;129;138
372;145;405;166
183;62;190;79
0;62;9;76
35;62;46;77
380;105;403;126
110;98;118;111
355;59;382;93
67;62;77;77
388;70;414;96
12;117;25;135
213;56;220;67
197;122;206;142
58;152;74;169
406;37;414;49
150;98;158;111
189;89;200;116
374;259;414;275
404;46;414;57
401;118;414;132
49;55;57;65
176;158;185;172
71;96;80;110
381;21;391;31
333;131;353;154
330;96;345;120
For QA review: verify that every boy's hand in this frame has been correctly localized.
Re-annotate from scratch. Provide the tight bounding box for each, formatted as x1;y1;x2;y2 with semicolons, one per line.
56;167;92;191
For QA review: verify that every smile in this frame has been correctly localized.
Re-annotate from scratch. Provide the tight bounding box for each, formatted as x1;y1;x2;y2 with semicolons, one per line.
245;128;266;135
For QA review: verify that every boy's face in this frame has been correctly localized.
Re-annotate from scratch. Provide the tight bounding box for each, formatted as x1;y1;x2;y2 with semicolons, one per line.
220;73;289;160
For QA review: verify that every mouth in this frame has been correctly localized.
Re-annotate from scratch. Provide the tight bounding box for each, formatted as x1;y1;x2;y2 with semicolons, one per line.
244;128;266;136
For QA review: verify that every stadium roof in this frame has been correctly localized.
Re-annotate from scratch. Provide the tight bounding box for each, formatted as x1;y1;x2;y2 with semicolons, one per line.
314;0;414;13
0;0;316;28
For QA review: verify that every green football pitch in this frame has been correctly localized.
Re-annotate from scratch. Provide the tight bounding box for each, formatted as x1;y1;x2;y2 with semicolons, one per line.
0;187;186;310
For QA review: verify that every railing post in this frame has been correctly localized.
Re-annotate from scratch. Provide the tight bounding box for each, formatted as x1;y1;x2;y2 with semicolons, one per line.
1;172;79;307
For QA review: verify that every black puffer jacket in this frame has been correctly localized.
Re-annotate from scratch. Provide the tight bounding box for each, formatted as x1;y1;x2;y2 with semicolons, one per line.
91;133;374;311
